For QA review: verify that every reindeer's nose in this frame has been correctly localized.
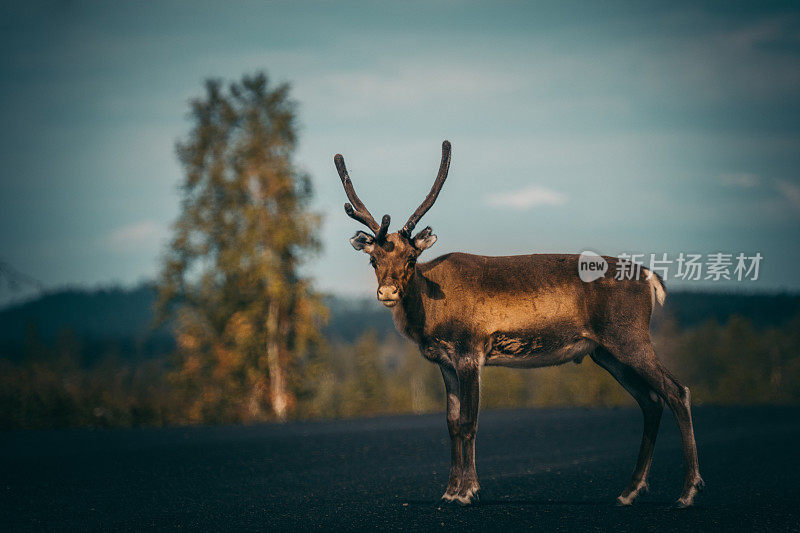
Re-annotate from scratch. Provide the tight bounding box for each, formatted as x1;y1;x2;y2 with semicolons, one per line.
377;285;399;302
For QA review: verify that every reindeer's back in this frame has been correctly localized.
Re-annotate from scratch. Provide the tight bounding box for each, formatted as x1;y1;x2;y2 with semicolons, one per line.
418;252;653;336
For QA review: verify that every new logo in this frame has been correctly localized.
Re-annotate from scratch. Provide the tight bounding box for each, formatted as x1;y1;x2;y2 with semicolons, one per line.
578;251;608;282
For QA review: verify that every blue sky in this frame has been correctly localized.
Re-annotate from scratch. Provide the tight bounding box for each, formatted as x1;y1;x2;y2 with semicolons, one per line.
1;1;799;306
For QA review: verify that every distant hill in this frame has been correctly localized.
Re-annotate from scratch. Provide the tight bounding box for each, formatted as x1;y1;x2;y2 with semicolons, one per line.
0;287;396;345
0;285;161;343
323;295;397;342
656;291;800;329
1;284;798;363
0;285;173;363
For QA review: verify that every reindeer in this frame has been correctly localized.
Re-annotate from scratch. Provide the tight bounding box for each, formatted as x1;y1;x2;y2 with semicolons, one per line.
334;141;703;507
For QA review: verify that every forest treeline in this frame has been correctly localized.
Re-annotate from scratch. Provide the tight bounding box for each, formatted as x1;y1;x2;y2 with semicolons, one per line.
1;288;799;429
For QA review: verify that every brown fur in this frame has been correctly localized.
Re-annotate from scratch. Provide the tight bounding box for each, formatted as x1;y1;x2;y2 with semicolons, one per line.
358;238;702;507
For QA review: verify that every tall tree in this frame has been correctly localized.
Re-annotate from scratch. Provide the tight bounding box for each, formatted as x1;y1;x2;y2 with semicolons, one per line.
156;73;324;423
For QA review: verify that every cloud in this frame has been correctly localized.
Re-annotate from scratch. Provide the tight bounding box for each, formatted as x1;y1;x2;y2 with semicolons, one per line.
774;179;800;210
721;173;800;213
720;173;761;187
485;185;567;210
106;220;163;252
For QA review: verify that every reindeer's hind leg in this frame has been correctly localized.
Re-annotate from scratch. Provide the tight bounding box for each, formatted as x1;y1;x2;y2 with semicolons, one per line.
601;336;704;507
592;347;664;505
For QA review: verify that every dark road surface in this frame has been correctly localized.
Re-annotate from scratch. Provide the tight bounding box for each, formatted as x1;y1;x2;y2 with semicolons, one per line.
2;406;799;531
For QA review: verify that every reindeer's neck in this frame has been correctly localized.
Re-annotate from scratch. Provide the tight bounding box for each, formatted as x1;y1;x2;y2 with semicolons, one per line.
392;268;427;342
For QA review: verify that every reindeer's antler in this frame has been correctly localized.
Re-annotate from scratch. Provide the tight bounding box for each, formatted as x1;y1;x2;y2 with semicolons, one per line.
335;153;380;233
400;140;451;238
375;214;390;243
335;153;391;241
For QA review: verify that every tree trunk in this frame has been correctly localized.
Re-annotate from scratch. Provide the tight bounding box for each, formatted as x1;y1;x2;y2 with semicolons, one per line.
266;300;288;421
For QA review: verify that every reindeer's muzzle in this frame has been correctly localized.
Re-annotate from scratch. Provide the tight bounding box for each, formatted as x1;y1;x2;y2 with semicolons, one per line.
377;285;400;307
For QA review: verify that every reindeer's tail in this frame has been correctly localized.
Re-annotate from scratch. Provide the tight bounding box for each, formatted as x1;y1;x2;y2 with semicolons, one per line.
642;268;667;307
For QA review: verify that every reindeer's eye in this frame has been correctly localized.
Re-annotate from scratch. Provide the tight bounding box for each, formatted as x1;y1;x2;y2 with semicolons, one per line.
369;257;377;269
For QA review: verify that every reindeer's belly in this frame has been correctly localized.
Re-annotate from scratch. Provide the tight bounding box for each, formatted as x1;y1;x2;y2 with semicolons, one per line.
484;330;597;368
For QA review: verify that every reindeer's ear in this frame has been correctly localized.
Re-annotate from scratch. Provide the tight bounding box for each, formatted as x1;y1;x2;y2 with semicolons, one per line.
412;226;437;251
350;231;375;252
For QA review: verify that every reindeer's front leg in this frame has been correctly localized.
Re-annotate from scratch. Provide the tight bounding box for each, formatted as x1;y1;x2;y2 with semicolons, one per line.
454;357;482;505
439;364;462;502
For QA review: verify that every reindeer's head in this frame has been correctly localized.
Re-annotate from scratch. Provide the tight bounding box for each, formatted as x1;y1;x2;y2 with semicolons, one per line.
335;141;451;308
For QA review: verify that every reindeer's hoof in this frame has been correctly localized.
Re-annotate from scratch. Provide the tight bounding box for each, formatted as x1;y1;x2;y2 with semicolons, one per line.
616;480;648;506
674;476;705;509
440;492;457;504
454;494;479;506
453;484;481;506
615;496;633;507
673;498;693;509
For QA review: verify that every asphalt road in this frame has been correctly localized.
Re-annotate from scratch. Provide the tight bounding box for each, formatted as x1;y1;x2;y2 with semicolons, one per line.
2;406;798;531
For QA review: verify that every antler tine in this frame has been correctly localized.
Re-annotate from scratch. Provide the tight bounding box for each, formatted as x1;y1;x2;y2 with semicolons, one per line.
400;140;451;238
334;153;381;233
375;214;390;243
